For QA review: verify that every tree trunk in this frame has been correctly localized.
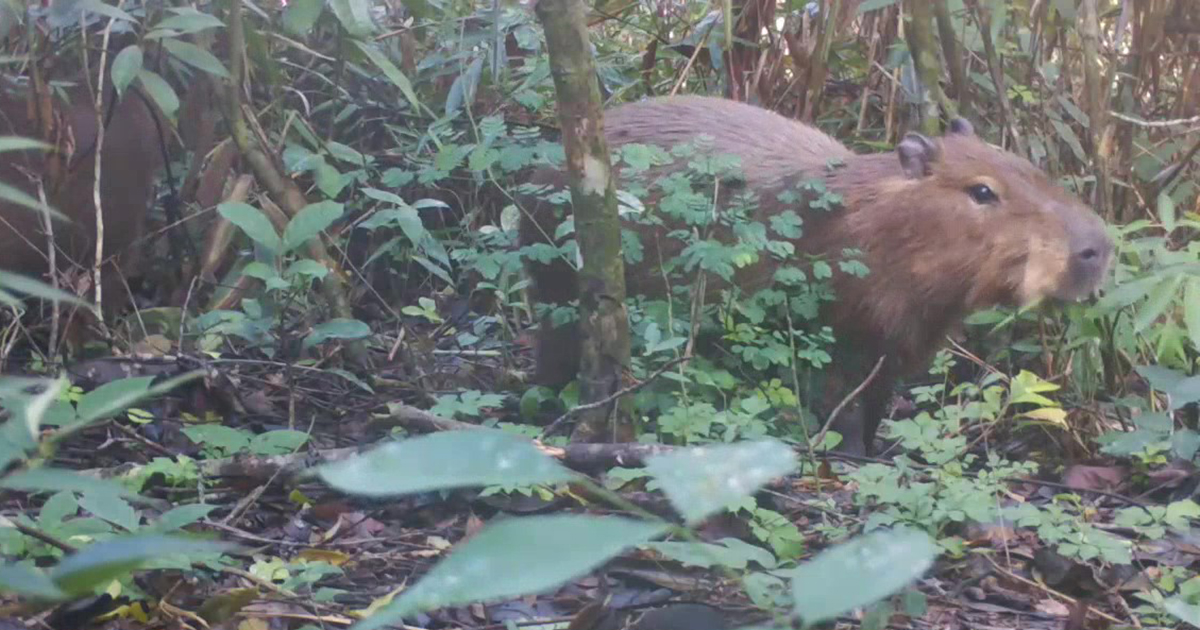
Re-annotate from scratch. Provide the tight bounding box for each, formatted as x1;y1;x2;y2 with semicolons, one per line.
905;0;950;135
1078;0;1112;220
535;0;633;443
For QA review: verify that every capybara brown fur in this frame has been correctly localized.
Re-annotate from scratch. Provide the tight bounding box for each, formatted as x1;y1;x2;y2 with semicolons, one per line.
519;95;1113;455
0;81;168;309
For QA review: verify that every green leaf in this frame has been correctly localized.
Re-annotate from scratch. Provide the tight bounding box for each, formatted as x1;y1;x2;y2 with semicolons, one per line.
282;200;343;253
318;429;577;497
329;0;375;37
302;318;370;349
110;45;143;95
791;528;937;625
644;440;798;525
75;376;154;425
73;371;202;430
79;489;139;531
0;468;133;498
218;202;282;254
0;271;94;309
283;0;324;36
49;534;233;598
0;136;51;153
135;69;180;118
0;180;66;219
249;429;309;455
78;0;135;22
352;515;667;630
152;8;224;35
353;41;422;113
161;39;230;79
0;563;65;600
1133;274;1182;333
1158;191;1177;234
149;504;218;533
1184;279;1200;354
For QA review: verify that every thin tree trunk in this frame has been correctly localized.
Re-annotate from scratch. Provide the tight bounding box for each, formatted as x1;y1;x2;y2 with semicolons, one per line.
905;0;951;134
932;0;967;115
969;0;1027;157
1079;0;1113;220
535;0;633;443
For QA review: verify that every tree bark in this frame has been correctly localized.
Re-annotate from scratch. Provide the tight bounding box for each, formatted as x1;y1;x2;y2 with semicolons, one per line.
905;0;951;135
535;0;633;443
932;0;967;114
1078;0;1112;220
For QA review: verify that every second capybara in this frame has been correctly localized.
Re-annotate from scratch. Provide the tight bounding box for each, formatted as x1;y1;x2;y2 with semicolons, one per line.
519;95;1113;455
0;80;169;309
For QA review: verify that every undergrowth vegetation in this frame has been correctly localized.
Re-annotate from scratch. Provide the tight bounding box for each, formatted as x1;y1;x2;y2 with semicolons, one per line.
1;0;1199;629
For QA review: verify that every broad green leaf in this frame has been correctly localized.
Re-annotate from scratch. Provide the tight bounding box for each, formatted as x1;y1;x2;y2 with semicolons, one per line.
318;429;576;497
1136;364;1185;393
78;0;135;22
76;376;154;425
0;271;93;309
302;318;370;349
284;0;324;36
162;39;230;79
791;528;937;626
0;563;65;600
110;45;143;95
136;69;180;118
249;429;309;455
1133;274;1182;333
329;0;375;37
644;440;798;525
149;504;218;533
1158;191;1177;234
50;534;233;598
1165;596;1200;626
218;202;282;253
282;200;343;253
0;180;66;219
1185;279;1200;354
0;136;50;153
73;371;202;429
352;515;667;630
0;468;133;498
152;8;224;34
241;261;280;282
79;490;139;531
354;41;421;113
285;259;330;280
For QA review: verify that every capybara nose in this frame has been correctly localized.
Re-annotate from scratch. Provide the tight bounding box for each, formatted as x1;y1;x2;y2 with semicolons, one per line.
1070;226;1114;295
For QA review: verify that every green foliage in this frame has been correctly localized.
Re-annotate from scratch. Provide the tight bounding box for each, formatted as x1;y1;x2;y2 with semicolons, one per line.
320;430;937;630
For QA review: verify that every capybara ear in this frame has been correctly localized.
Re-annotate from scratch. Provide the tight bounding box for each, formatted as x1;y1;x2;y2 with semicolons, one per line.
948;117;975;136
897;132;939;179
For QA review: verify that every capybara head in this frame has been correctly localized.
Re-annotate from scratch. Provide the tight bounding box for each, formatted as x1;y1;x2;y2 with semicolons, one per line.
871;118;1112;311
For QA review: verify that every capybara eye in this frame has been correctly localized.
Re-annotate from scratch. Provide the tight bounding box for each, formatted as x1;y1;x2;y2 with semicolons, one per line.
967;184;998;204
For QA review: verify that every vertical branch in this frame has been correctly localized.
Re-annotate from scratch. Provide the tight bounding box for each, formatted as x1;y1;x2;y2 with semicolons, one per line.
969;0;1027;157
86;2;122;327
905;0;951;135
932;0;967;114
535;0;633;442
799;0;841;121
1078;0;1112;219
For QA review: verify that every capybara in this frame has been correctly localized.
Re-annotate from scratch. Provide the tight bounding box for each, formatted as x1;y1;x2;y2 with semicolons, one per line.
0;80;168;308
519;95;1113;455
